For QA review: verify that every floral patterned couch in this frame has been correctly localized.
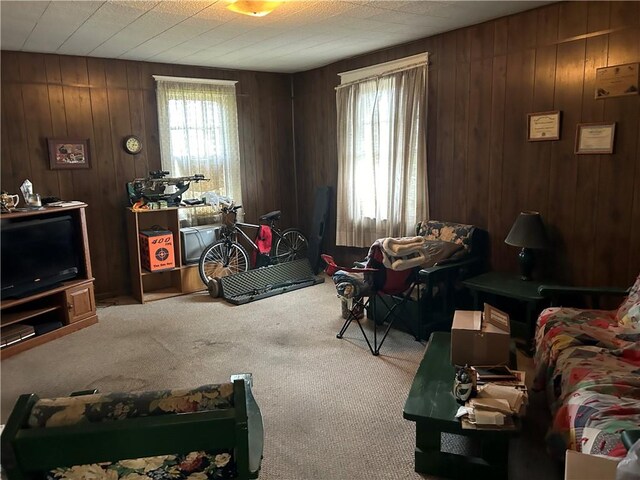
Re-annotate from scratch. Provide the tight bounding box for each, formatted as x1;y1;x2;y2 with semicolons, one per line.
534;274;640;459
1;375;263;480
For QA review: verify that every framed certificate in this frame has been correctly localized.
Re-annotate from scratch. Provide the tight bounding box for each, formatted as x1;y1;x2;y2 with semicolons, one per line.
527;111;560;141
595;63;639;99
575;122;616;154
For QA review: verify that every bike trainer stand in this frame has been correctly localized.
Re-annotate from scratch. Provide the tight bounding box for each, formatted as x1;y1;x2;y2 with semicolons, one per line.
216;259;325;305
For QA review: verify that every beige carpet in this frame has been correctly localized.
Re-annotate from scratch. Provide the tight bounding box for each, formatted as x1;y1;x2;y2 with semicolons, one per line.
0;276;561;479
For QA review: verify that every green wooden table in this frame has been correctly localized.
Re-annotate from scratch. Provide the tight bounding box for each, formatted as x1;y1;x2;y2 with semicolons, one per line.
462;271;548;351
403;332;518;479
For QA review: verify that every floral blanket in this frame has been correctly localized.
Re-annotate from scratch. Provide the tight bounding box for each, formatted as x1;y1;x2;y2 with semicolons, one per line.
534;306;640;458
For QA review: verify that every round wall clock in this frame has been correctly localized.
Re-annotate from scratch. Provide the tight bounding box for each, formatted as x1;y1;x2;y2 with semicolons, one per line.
123;135;143;155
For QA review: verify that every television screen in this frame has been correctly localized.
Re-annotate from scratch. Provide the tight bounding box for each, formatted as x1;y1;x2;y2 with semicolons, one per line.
1;215;80;299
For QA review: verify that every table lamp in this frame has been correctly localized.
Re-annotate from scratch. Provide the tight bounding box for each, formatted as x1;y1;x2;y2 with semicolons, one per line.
504;211;550;281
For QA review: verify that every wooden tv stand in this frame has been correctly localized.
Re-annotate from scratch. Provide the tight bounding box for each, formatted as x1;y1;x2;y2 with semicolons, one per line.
1;204;98;359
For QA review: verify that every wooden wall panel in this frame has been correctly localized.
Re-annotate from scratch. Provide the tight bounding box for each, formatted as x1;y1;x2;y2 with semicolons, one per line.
595;27;640;286
293;1;640;288
1;53;294;297
3;1;639;296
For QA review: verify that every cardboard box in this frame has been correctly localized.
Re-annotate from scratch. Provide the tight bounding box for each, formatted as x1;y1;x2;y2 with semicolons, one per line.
451;304;510;366
564;450;619;480
139;228;175;272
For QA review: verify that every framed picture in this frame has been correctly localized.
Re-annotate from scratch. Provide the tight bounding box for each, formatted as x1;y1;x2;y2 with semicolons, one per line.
595;63;639;99
48;138;90;169
527;111;561;141
575;123;616;154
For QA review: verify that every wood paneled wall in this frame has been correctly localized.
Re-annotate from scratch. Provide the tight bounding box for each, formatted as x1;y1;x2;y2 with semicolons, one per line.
1;52;294;297
293;1;640;287
2;2;639;296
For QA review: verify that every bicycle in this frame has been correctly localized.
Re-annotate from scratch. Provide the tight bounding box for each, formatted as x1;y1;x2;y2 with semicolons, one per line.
198;205;309;286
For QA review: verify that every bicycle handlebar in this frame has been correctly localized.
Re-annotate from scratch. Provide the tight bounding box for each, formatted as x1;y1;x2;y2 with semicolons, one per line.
221;204;242;213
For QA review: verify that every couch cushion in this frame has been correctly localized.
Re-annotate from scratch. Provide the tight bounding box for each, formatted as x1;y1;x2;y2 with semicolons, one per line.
617;273;640;329
422;240;464;267
29;383;234;428
416;220;475;254
47;450;237;480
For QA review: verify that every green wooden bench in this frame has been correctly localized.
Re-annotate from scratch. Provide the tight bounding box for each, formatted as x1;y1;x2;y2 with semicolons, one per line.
1;373;263;480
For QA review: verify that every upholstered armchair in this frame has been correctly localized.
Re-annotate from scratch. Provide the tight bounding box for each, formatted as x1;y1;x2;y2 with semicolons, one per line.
414;220;488;335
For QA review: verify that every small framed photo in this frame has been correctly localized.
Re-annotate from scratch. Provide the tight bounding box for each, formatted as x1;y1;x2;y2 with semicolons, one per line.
48;138;90;169
527;111;560;141
575;123;616;154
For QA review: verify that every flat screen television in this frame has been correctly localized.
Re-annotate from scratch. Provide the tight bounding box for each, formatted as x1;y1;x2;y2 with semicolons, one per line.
1;215;80;299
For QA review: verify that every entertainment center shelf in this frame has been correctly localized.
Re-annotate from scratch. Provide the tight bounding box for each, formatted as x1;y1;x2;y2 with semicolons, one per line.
1;204;98;359
2;305;61;327
126;206;210;304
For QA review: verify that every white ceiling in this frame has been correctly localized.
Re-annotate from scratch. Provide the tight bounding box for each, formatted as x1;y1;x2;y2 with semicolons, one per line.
1;1;548;73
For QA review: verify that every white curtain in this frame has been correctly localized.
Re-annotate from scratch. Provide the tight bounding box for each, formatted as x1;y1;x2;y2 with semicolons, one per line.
335;64;429;247
156;79;242;225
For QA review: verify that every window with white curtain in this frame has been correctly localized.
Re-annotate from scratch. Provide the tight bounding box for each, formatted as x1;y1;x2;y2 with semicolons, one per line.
155;77;242;225
335;54;429;247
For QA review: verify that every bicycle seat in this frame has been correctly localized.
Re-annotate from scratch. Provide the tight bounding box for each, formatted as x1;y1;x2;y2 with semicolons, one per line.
259;210;281;222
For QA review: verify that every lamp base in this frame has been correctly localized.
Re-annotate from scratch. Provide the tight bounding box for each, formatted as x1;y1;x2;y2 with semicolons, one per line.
518;247;535;281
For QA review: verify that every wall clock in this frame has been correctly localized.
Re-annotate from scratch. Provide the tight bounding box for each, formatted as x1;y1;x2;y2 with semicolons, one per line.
123;135;143;155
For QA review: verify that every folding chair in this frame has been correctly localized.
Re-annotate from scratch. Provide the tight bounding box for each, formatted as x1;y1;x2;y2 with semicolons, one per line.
322;246;421;356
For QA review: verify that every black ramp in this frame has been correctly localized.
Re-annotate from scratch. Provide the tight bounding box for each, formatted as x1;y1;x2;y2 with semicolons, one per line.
220;258;325;305
307;186;331;274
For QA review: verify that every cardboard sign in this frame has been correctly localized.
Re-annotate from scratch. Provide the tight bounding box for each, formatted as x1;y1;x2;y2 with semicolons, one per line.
484;303;510;333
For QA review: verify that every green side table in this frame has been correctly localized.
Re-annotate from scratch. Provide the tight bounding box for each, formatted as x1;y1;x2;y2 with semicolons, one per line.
462;271;549;352
403;332;518;479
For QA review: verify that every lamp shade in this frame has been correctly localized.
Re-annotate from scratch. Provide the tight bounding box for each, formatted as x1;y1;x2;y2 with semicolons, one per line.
504;211;550;249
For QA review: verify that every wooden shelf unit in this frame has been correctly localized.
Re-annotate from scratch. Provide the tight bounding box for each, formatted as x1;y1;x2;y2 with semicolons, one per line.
1;205;98;359
126;207;209;303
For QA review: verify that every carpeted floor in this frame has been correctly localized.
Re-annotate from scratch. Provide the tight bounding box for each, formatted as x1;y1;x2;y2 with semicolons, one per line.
1;276;562;479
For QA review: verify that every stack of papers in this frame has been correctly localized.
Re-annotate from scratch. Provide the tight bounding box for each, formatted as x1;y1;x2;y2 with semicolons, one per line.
47;200;85;207
457;370;528;430
477;383;528;416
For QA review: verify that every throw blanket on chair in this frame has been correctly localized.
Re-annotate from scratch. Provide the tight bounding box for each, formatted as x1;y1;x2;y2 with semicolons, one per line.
374;236;427;271
373;236;465;271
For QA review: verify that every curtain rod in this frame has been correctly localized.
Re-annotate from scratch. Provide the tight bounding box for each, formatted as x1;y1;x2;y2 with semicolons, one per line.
335;61;428;90
152;75;238;86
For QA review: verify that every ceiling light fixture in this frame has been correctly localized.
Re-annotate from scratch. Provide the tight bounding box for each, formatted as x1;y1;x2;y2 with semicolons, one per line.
227;1;283;17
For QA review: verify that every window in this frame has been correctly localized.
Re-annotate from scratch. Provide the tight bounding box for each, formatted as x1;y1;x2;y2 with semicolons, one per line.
156;77;242;225
335;56;429;247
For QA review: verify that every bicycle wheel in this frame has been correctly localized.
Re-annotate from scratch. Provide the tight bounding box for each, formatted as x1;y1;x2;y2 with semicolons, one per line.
198;240;250;285
274;228;309;263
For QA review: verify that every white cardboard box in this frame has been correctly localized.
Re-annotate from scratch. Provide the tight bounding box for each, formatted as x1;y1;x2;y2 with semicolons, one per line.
564;450;620;480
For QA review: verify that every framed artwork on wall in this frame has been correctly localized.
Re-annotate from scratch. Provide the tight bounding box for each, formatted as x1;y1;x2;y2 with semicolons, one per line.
595;63;639;99
527;111;561;141
574;123;616;154
48;138;91;169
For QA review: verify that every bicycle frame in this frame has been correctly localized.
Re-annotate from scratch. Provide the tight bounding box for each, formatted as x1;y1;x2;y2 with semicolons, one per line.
220;220;292;261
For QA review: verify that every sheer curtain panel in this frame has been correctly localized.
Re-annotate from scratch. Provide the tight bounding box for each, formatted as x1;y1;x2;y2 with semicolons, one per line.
156;79;242;225
335;63;428;247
